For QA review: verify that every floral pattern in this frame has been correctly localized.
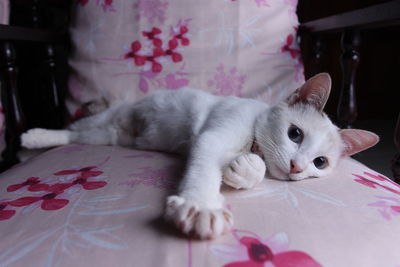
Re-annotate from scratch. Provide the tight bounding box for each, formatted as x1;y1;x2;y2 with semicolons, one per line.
353;172;400;195
133;0;169;25
119;164;179;190
353;172;400;220
78;0;116;12
1;166;107;221
207;64;246;96
368;196;400;220
1;145;400;266
124;25;190;73
212;229;322;267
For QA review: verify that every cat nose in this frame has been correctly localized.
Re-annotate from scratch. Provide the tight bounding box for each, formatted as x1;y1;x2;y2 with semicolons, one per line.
290;160;304;174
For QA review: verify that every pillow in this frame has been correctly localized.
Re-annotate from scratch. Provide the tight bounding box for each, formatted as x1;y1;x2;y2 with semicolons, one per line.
67;0;304;118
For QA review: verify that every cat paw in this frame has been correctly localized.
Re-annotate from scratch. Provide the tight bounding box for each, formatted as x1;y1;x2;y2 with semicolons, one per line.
165;195;233;239
223;153;266;189
21;128;70;149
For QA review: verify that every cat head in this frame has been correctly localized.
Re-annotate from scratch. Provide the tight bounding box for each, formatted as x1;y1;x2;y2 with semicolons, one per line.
255;73;379;181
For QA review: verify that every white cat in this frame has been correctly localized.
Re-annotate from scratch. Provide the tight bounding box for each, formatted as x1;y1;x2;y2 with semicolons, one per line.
21;73;378;239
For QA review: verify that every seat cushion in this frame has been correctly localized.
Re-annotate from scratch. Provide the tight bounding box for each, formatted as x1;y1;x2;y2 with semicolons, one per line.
0;144;399;267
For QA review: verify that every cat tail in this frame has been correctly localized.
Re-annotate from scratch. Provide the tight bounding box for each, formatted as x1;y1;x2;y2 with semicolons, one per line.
21;128;73;149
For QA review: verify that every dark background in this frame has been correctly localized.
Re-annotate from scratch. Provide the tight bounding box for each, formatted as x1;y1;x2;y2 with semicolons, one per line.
298;0;400;122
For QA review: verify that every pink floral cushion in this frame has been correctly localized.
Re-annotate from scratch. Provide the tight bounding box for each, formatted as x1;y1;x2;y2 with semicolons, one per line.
67;0;304;117
0;145;399;266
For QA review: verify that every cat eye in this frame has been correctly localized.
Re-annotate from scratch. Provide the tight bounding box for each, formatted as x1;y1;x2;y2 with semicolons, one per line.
314;157;328;169
288;125;303;144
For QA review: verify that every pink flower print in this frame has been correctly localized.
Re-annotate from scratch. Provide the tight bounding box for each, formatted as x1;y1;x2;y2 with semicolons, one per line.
173;26;190;46
125;41;147;66
133;0;169;25
143;27;163;47
0;201;16;221
120;165;178;190
368;196;400;220
7;177;49;192
165;73;189;90
255;0;270;7
284;0;298;19
96;0;115;12
213;230;322;267
77;0;115;11
208;64;246;96
353;172;400;195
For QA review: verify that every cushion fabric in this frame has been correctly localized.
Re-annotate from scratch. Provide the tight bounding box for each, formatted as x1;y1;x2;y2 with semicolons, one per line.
67;0;304;118
0;145;399;267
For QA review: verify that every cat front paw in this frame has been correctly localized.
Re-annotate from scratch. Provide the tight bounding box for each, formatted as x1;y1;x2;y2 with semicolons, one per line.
165;195;233;239
223;153;266;189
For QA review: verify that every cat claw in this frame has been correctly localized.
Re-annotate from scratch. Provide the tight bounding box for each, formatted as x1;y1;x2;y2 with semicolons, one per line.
223;153;266;189
165;195;233;239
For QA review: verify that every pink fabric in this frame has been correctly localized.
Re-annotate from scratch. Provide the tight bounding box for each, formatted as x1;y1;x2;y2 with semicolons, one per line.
0;145;399;266
67;0;304;118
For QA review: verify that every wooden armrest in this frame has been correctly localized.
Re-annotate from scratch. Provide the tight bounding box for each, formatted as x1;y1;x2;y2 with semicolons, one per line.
301;0;400;33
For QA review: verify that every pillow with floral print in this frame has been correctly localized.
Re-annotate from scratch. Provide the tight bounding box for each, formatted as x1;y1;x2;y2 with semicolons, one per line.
68;0;304;118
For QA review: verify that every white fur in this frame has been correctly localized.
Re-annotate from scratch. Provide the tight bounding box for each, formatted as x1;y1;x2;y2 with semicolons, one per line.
20;74;378;239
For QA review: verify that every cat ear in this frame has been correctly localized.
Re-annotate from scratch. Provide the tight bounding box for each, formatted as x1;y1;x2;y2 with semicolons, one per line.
286;73;331;111
339;129;379;157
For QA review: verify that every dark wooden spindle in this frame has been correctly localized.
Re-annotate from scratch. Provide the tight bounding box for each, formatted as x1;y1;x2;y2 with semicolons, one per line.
0;42;26;170
392;114;400;183
310;34;323;76
43;44;65;128
337;29;360;128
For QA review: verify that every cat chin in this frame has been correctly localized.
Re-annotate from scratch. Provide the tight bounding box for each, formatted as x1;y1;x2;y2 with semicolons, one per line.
266;164;291;181
267;165;317;181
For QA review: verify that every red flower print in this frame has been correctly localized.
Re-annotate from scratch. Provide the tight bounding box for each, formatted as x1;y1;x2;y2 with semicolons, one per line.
54;166;103;179
353;172;400;195
9;194;69;211
72;177;107;190
125;41;146;66
143;27;163;47
53;166;107;191
174;26;190;46
213;230;322;267
145;47;164;73
165;39;183;63
0;202;16;221
1;165;107;221
7;177;49;192
226;236;321;267
281;34;300;59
